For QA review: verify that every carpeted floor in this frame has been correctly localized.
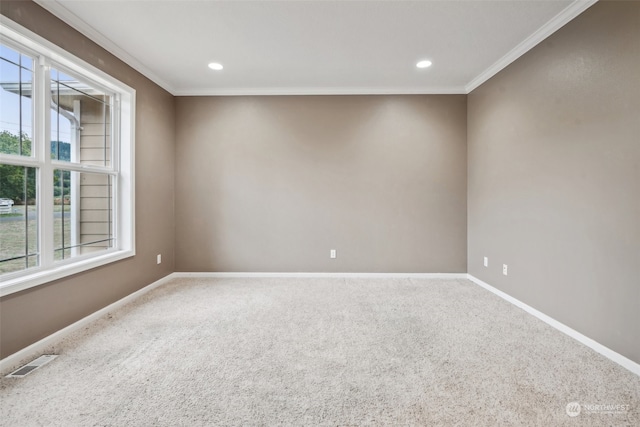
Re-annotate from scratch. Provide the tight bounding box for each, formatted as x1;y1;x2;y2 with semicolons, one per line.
1;277;638;426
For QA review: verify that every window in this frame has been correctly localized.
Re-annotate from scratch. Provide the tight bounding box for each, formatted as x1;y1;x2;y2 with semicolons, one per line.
0;19;135;296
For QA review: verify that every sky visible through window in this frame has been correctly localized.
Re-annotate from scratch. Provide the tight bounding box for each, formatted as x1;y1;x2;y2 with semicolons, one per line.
0;44;72;151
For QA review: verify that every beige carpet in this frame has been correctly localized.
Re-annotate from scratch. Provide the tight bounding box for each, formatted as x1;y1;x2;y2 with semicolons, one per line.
1;277;638;426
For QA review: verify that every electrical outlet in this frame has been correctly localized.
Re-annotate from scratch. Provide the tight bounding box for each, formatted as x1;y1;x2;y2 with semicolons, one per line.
330;249;337;259
483;256;488;267
503;264;508;276
157;254;162;264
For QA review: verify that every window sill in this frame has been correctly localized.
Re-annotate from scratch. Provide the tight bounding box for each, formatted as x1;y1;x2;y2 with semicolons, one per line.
0;249;135;297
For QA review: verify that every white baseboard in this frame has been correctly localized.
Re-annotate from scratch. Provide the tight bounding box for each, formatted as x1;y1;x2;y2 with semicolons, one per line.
8;271;634;378
467;274;640;377
176;272;468;279
0;273;177;374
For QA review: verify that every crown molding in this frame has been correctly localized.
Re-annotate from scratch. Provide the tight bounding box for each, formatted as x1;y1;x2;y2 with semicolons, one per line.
33;0;177;95
34;0;597;97
30;0;464;97
465;0;598;93
173;86;467;97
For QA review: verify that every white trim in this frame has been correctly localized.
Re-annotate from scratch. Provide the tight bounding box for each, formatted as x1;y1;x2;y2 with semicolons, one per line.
4;272;637;377
0;18;136;297
0;250;134;297
0;18;136;97
465;0;598;93
31;0;176;95
175;272;467;279
23;0;469;97
467;274;640;377
173;87;467;97
0;273;176;374
31;0;598;97
116;86;136;258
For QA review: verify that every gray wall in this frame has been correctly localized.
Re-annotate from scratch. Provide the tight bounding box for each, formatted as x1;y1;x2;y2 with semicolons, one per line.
3;0;638;367
467;1;640;363
0;1;176;358
175;95;467;273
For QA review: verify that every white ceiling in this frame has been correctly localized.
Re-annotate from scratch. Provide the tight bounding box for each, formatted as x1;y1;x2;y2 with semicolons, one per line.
34;0;597;96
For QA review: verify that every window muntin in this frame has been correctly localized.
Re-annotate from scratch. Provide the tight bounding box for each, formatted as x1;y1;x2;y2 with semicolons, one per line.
50;68;113;167
0;45;33;157
48;67;116;264
0;165;38;274
0;20;135;296
53;170;113;262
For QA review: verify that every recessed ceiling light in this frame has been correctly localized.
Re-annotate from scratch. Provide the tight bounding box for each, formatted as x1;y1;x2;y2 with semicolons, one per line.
416;60;432;69
208;62;223;71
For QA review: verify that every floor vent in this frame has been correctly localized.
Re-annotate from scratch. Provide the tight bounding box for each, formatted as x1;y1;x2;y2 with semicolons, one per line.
6;355;58;378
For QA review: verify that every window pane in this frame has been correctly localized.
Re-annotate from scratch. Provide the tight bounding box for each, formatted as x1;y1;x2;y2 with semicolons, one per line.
51;69;112;167
0;165;38;275
0;44;34;157
53;169;113;261
20;54;33;71
0;44;20;64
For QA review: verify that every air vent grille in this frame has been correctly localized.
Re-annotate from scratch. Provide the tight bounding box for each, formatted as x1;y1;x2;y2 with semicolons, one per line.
6;355;58;378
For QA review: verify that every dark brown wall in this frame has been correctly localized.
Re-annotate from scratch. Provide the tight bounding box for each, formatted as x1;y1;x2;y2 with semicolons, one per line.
175;95;467;273
467;1;640;363
0;1;176;358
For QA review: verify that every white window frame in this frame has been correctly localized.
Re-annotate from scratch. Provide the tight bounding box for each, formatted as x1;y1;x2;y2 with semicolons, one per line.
0;18;135;297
